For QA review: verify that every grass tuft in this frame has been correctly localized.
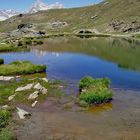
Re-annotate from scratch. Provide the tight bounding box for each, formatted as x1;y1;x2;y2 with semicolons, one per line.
79;76;113;105
0;61;46;76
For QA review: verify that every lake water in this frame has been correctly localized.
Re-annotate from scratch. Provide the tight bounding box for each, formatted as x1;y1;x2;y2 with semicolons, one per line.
1;36;140;91
1;36;140;139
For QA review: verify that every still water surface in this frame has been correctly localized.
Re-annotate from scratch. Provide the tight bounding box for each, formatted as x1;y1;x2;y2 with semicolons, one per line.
1;37;140;90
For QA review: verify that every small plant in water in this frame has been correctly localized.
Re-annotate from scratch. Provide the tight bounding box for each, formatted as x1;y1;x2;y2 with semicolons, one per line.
79;76;113;105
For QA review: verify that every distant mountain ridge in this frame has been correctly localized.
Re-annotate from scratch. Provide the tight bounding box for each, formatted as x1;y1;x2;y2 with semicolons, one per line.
0;0;63;21
0;0;140;34
0;9;19;21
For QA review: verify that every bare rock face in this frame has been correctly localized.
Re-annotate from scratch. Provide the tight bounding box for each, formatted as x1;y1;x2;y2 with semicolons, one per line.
17;107;31;119
109;19;140;33
28;91;39;100
15;84;34;92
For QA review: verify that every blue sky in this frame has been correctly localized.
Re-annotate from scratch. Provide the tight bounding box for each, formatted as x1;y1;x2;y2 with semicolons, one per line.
0;0;102;11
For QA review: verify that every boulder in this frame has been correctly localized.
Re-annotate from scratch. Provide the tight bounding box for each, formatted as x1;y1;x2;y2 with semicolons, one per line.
91;15;98;19
15;83;34;92
32;101;38;107
17;107;31;119
28;91;39;100
17;23;33;30
8;94;16;101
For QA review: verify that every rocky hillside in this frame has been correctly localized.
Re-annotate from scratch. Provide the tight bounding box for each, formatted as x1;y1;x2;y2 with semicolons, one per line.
0;0;140;34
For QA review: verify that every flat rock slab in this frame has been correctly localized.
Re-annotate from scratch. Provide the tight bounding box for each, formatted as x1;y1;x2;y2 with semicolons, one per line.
0;76;15;81
17;107;31;119
16;83;34;92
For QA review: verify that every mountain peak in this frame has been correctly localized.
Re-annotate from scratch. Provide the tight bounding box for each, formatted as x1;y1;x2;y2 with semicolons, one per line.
0;0;64;21
28;0;63;14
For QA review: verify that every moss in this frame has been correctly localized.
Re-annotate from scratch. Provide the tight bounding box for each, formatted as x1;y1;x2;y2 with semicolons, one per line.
79;76;113;105
0;59;4;65
0;61;46;76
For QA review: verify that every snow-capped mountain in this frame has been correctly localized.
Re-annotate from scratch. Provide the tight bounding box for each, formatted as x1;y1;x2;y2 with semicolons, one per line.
0;9;19;21
28;0;63;13
0;0;64;21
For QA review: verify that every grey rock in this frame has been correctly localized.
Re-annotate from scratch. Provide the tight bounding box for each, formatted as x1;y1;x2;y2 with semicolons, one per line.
8;94;16;101
17;107;31;119
41;87;48;95
28;91;39;100
32;101;38;107
0;76;15;81
15;83;34;92
34;83;42;90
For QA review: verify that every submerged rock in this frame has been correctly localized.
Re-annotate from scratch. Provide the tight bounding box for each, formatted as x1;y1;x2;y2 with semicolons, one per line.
32;101;38;107
17;107;31;119
28;91;39;100
15;83;34;92
42;78;49;83
8;94;16;101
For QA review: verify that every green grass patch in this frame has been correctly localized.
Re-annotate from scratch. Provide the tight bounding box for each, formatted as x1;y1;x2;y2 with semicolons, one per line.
0;110;11;129
0;110;14;140
0;59;4;65
0;76;65;105
0;128;15;140
0;61;46;76
79;76;113;105
0;44;15;52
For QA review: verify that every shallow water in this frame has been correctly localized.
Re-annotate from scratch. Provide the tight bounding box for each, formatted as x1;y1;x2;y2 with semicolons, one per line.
15;90;140;140
1;37;140;90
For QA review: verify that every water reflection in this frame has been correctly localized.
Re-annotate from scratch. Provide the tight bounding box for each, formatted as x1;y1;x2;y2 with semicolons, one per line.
33;37;140;72
1;37;140;90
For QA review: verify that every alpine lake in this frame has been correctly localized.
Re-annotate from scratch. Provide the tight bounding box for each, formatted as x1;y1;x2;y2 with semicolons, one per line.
0;36;140;140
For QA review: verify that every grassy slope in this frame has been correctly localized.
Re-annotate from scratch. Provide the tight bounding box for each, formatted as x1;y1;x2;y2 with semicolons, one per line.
0;0;140;33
